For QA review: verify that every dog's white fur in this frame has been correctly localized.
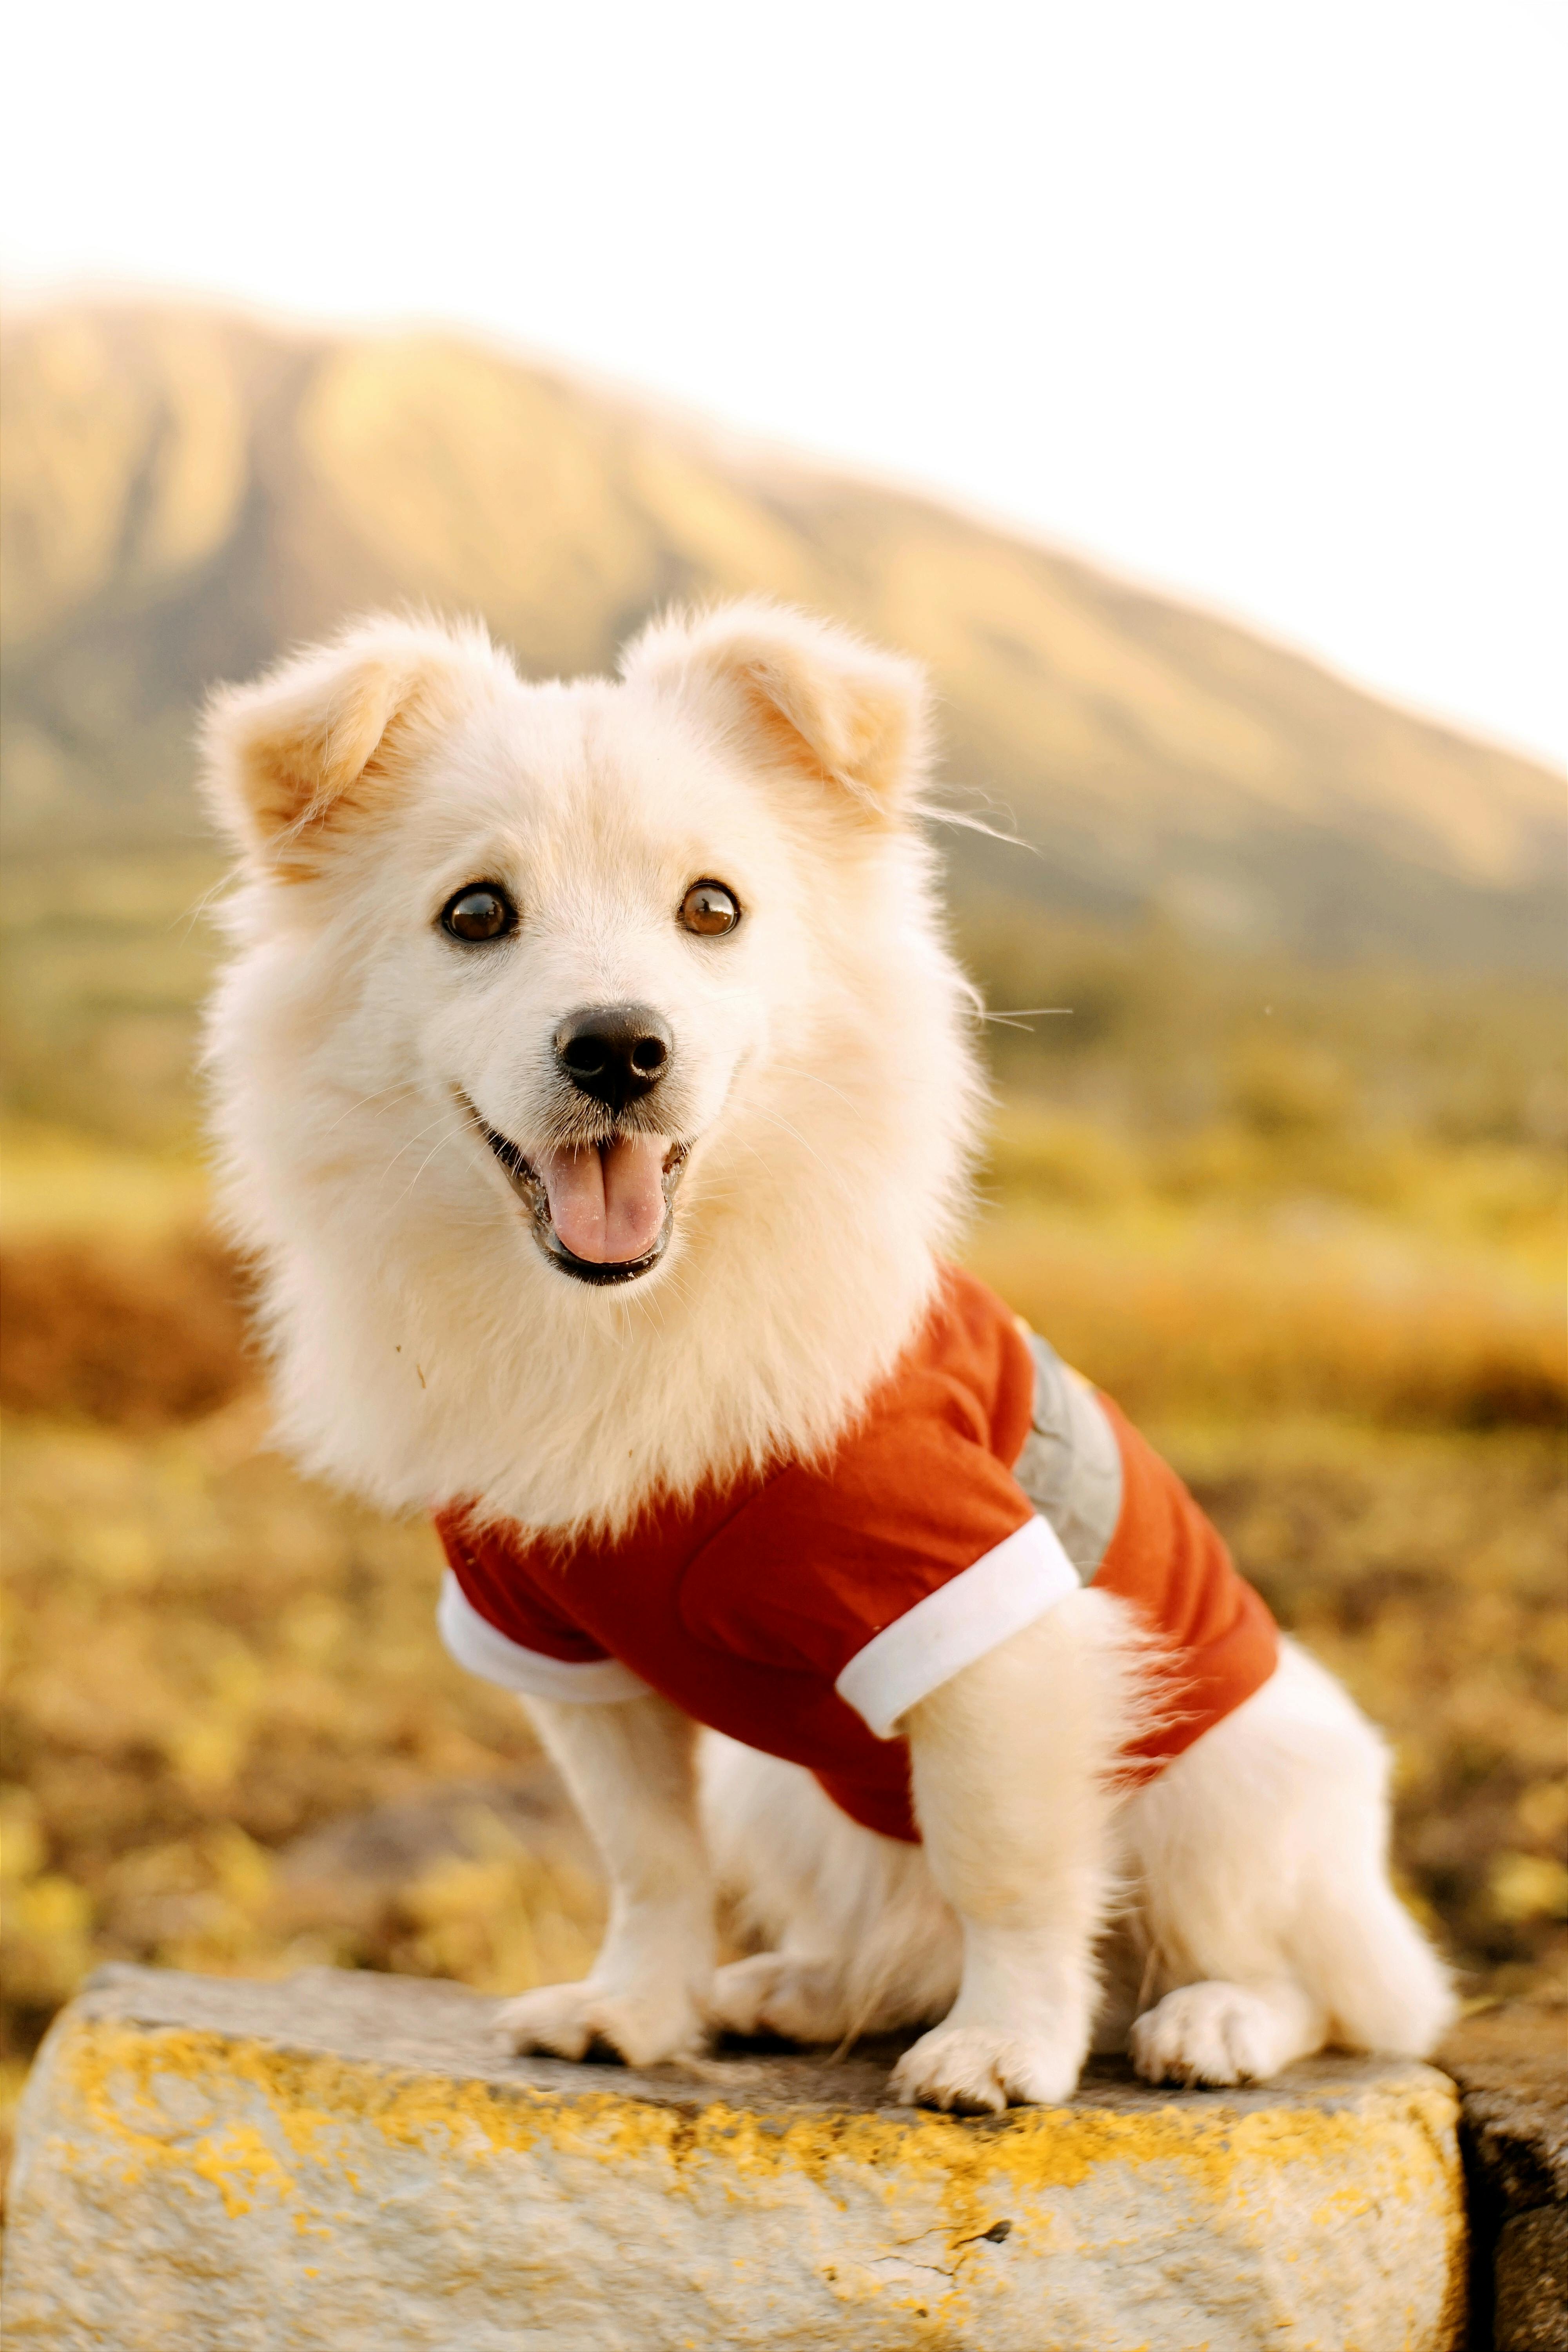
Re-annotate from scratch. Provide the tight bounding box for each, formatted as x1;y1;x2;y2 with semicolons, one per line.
203;601;1454;2109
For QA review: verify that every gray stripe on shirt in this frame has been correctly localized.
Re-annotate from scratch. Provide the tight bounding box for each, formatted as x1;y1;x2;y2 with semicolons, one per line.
1012;1329;1123;1580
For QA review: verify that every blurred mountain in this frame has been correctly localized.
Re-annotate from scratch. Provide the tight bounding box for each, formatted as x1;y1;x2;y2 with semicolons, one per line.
2;298;1563;972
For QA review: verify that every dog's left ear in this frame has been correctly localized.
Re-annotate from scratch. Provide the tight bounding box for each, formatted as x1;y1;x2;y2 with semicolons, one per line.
200;615;496;877
622;601;931;819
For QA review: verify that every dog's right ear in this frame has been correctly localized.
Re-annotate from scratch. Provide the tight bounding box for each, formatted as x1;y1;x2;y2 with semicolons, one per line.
621;600;932;823
200;617;492;876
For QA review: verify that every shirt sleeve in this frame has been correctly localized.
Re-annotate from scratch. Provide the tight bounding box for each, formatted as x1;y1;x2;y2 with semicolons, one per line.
434;1510;650;1705
679;1372;1082;1739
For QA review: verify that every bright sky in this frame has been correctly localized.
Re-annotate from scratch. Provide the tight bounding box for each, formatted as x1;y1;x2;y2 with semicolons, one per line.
5;0;1564;766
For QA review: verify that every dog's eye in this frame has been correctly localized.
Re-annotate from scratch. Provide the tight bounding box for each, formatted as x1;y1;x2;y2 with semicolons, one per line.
441;885;517;942
679;880;740;937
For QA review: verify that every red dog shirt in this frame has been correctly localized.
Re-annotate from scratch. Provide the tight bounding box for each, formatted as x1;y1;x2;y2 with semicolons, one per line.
435;1264;1277;1842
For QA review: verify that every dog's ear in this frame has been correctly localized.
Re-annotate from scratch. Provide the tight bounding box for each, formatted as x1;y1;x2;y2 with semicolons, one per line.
201;617;492;875
622;601;931;819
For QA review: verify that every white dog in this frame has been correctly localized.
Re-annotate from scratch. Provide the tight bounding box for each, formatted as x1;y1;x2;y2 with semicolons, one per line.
201;601;1453;2110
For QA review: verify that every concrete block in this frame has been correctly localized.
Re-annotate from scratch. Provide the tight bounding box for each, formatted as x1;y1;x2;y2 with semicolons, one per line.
5;1963;1468;2351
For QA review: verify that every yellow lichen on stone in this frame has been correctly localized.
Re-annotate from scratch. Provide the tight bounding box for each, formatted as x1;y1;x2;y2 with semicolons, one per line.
54;2007;1458;2230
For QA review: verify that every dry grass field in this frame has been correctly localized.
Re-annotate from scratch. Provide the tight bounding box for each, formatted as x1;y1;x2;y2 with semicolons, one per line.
3;1072;1563;2183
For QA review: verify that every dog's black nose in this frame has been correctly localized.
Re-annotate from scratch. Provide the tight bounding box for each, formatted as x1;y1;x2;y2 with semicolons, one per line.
554;1003;674;1111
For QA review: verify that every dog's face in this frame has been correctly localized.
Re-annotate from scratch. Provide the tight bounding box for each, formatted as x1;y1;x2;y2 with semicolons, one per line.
203;602;953;1303
377;679;811;1288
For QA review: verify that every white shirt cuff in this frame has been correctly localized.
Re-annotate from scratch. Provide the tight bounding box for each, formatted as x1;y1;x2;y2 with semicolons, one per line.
834;1515;1082;1739
437;1571;652;1704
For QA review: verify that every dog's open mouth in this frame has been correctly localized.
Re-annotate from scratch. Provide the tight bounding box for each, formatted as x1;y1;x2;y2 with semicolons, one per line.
463;1098;689;1285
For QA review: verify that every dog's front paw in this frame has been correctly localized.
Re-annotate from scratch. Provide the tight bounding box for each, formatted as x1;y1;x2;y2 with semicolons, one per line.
496;1978;703;2069
890;2024;1082;2114
1129;1982;1312;2087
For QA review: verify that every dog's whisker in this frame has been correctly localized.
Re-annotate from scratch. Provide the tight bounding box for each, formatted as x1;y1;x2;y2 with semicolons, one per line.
376;1101;485;1178
387;1144;465;1214
379;1106;464;1161
767;1062;860;1110
918;800;1036;853
380;1110;486;1208
323;1078;426;1133
977;1007;1074;1032
740;1102;834;1178
178;875;240;938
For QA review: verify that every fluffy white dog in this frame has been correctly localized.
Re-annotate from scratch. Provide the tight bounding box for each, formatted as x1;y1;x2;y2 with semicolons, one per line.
201;600;1453;2111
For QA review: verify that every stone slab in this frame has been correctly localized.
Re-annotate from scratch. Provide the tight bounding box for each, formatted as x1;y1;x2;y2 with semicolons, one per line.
1494;2207;1568;2352
1441;2003;1568;2219
1438;2004;1568;2352
4;1962;1468;2352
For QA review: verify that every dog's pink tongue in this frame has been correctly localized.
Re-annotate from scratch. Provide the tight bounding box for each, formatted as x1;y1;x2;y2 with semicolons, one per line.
537;1138;668;1263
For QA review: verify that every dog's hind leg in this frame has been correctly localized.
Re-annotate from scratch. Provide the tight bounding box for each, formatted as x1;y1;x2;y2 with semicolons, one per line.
700;1736;960;2042
1125;1639;1454;2087
497;1691;715;2067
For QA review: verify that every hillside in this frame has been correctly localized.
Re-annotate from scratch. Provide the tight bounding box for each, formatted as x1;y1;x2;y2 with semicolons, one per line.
6;301;1563;925
0;299;1563;1138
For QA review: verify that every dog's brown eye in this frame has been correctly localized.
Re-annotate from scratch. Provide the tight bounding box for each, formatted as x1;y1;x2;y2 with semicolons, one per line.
680;881;740;937
441;884;516;942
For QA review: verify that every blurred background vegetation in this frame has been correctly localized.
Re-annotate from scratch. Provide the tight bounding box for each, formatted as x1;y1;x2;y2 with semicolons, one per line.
2;299;1564;2158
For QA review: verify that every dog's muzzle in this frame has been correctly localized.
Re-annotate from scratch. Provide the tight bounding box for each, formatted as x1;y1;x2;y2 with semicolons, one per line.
460;1091;690;1286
